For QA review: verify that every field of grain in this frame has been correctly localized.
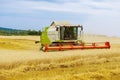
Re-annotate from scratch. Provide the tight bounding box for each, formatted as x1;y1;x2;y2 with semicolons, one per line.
0;35;120;80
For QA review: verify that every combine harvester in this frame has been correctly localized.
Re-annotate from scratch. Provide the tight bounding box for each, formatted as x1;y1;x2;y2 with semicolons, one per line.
40;21;110;52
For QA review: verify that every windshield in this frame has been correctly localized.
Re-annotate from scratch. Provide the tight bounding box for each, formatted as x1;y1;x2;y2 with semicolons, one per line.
60;27;78;40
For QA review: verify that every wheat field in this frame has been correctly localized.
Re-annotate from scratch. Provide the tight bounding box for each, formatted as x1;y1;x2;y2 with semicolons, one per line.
0;35;120;80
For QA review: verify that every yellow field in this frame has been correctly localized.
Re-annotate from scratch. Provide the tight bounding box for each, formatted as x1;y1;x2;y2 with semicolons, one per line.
0;35;120;80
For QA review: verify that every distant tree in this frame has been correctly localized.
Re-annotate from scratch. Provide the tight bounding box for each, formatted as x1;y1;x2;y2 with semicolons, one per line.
27;30;41;35
0;29;42;36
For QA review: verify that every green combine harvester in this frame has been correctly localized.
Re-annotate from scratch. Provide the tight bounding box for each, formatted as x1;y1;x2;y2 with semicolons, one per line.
40;21;110;52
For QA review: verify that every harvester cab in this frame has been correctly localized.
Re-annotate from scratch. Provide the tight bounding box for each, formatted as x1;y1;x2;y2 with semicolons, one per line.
40;21;110;52
59;25;83;40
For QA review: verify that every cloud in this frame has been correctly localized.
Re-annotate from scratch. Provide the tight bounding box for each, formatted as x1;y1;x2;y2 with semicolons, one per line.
0;0;120;36
0;0;120;16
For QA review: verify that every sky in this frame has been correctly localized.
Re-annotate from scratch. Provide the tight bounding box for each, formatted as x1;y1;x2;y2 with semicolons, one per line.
0;0;120;37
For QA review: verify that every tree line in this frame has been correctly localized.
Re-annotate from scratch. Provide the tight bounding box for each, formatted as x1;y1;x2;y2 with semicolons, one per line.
0;29;42;36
